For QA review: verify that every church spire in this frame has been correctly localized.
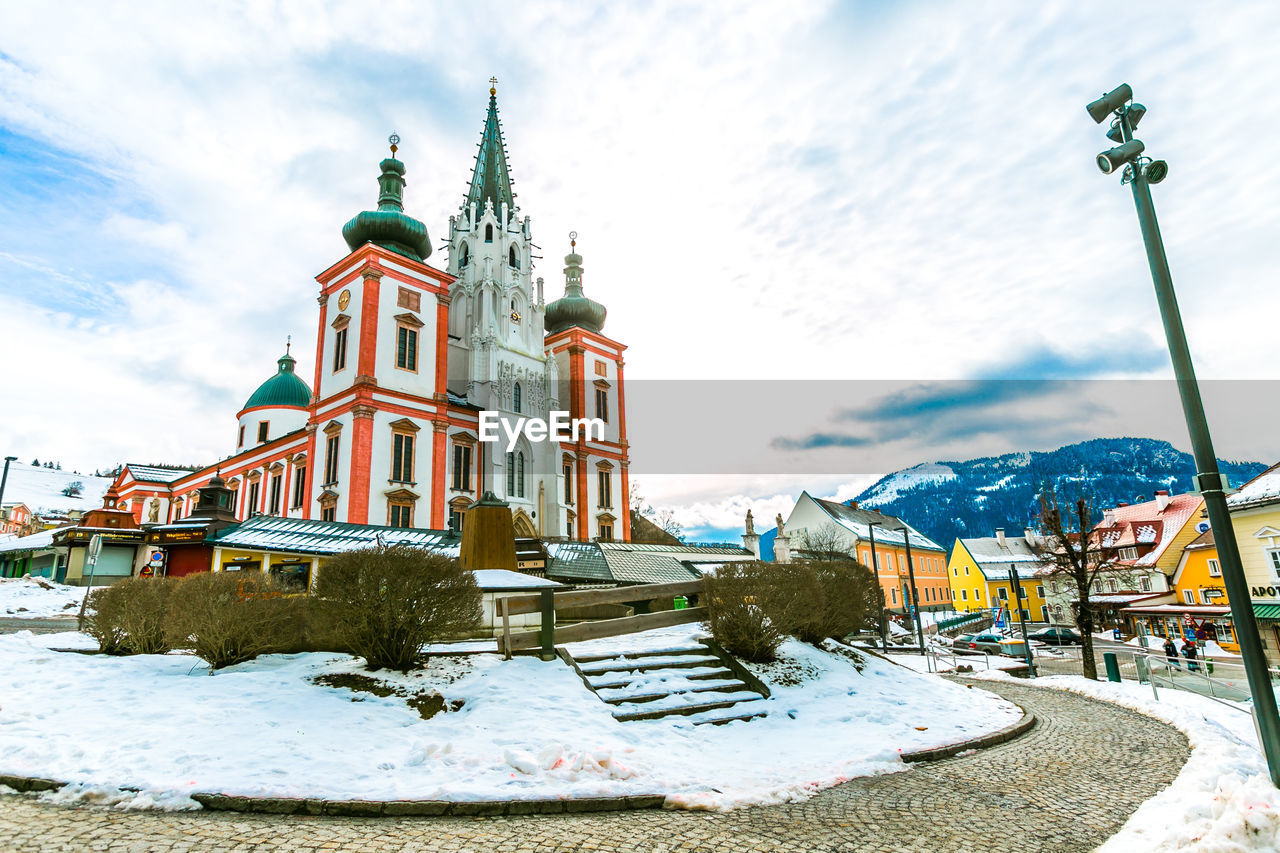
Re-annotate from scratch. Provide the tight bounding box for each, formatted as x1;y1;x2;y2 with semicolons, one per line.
465;79;516;220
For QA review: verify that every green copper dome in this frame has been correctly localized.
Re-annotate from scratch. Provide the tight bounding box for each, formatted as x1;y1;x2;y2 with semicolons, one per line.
342;153;432;262
243;352;312;410
545;242;606;335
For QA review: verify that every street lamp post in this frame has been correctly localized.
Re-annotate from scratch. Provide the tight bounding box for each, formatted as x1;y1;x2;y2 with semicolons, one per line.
897;523;927;651
1088;83;1280;786
867;521;888;651
0;455;16;516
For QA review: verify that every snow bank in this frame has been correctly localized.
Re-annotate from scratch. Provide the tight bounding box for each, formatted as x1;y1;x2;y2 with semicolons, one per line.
0;577;86;618
0;626;1019;811
971;671;1280;850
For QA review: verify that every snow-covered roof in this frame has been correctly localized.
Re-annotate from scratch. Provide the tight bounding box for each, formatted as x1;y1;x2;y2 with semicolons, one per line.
598;541;754;584
0;528;58;554
959;535;1045;564
0;462;113;515
472;570;562;591
809;497;944;553
1095;493;1203;568
210;515;460;556
1228;462;1280;511
123;464;194;484
1123;603;1230;616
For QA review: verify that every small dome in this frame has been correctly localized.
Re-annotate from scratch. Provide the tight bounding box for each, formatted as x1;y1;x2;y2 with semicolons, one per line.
243;352;312;410
342;156;432;262
545;242;606;335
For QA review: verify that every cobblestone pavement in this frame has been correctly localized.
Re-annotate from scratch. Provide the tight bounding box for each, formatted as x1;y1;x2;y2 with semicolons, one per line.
0;680;1189;853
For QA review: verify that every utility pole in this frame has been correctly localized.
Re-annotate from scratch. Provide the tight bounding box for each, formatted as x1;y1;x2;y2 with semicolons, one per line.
1088;83;1280;786
1008;566;1036;677
0;456;16;531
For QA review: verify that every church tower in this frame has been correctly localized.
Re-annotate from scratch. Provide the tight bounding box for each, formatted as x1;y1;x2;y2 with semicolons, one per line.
443;83;561;535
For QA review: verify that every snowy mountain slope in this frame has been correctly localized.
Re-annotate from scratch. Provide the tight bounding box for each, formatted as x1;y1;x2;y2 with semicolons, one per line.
854;438;1267;551
0;462;113;515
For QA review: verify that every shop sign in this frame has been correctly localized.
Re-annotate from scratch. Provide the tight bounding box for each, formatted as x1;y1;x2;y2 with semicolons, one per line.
1251;586;1280;599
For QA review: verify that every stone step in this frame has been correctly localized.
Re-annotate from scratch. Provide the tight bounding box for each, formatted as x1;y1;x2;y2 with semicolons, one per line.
571;646;708;665
598;680;750;706
688;699;771;727
577;654;721;675
586;667;733;690
611;695;760;723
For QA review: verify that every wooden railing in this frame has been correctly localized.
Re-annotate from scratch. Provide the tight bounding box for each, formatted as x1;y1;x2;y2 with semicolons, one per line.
498;579;705;658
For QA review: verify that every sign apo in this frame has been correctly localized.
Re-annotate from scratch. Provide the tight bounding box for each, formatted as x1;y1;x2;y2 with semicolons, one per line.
1252;586;1280;600
478;411;605;452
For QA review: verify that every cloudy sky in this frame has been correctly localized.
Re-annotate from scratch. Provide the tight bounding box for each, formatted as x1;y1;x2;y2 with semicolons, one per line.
2;2;1279;539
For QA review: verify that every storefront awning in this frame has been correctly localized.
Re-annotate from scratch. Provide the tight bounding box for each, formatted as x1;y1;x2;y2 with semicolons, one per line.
1254;604;1280;620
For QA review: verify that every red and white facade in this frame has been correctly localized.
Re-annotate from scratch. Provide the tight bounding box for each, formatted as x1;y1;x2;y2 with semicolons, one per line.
111;92;630;541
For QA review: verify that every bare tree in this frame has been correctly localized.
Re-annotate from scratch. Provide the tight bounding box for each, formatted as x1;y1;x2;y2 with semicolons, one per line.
1035;485;1126;681
647;507;683;541
794;523;857;562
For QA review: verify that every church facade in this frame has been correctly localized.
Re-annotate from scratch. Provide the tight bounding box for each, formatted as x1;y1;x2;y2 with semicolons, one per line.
111;86;631;542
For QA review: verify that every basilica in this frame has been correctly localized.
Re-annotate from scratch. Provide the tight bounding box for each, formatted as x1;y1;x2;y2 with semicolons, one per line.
111;85;631;543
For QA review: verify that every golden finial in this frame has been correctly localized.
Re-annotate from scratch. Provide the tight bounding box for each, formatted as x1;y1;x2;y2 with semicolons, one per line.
489;76;498;96
388;132;400;157
569;230;577;250
285;334;292;355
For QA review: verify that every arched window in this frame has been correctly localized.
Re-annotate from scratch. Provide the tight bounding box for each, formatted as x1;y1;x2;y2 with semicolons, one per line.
459;242;469;268
508;245;519;269
485;224;493;243
504;450;526;499
513;381;522;413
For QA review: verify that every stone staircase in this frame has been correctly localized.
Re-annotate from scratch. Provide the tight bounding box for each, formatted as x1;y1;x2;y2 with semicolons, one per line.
561;642;769;725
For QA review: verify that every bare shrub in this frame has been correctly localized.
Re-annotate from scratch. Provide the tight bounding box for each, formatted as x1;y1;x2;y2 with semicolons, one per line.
85;577;177;655
313;545;481;672
791;560;879;644
84;586;128;655
165;572;297;669
703;562;792;662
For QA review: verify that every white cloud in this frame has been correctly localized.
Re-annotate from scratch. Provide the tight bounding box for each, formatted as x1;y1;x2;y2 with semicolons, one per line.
1;1;1279;512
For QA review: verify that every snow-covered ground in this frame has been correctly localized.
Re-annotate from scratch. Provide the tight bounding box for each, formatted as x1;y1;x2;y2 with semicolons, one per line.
0;626;1020;811
0;577;86;618
971;670;1280;851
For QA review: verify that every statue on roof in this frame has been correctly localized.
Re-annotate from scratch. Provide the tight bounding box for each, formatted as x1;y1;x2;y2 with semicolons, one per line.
745;509;755;535
776;513;786;538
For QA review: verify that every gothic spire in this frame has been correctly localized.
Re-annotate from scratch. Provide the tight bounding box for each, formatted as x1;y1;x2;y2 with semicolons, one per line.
465;79;516;219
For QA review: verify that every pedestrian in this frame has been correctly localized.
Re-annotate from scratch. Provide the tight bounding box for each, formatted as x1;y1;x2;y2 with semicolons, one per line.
1163;636;1180;669
1182;637;1199;673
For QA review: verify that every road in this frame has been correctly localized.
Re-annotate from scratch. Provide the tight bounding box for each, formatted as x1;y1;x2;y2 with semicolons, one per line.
0;616;79;635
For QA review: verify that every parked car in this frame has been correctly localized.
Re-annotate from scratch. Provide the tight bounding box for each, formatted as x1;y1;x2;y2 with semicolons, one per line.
953;632;1006;655
1028;627;1082;645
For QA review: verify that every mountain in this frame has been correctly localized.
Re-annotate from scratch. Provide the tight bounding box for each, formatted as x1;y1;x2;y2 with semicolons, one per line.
853;438;1269;551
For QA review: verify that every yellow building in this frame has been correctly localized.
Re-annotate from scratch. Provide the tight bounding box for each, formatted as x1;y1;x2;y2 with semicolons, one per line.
947;529;1053;627
1227;463;1280;664
1124;530;1239;653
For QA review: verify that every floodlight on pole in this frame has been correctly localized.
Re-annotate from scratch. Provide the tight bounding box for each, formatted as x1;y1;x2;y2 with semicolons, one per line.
1097;140;1145;174
1087;82;1280;788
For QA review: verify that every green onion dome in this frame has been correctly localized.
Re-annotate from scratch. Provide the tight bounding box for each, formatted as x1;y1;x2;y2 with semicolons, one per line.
545;241;606;335
341;152;432;262
243;352;311;410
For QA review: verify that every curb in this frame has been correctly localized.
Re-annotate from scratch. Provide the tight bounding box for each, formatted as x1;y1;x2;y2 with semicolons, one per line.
0;774;666;817
898;706;1036;764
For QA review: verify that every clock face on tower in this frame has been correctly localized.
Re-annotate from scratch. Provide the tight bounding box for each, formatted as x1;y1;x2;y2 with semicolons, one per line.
510;310;521;323
338;289;351;311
